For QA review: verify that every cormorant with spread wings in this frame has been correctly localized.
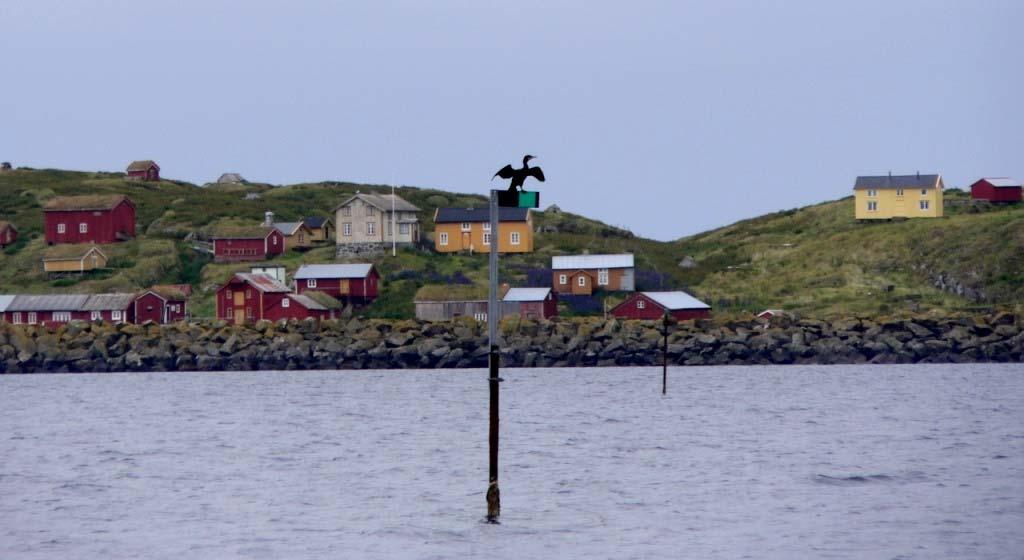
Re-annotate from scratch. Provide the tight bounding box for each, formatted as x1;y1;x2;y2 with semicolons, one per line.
493;155;545;192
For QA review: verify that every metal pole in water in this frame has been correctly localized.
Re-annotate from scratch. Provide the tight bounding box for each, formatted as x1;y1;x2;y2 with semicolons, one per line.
662;312;669;395
486;189;501;522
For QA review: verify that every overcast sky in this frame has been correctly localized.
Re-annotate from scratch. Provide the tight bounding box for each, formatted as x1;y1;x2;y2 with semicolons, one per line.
2;1;1021;240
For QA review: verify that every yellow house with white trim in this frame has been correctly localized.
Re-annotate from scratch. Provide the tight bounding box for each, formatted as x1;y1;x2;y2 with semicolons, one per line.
854;173;944;220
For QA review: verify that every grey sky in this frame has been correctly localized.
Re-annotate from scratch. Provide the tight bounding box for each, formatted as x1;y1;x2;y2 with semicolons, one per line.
2;1;1021;240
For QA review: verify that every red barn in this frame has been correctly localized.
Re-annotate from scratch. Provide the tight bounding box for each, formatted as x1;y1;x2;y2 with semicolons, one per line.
0;221;17;247
502;287;558;320
612;291;711;321
135;284;191;324
44;195;136;245
293;263;379;303
126;160;160;181
970;177;1022;203
210;226;285;263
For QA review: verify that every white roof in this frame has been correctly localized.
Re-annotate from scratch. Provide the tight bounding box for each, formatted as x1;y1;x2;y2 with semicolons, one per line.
551;254;634;270
503;287;551;302
294;263;374;280
982;177;1021;188
643;291;710;310
0;295;16;312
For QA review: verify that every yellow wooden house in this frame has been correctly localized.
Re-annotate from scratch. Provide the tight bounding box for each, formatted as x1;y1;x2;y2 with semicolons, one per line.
854;173;944;220
433;207;534;254
42;245;108;274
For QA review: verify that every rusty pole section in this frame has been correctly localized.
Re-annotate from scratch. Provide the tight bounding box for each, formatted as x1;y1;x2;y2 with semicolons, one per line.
486;190;501;522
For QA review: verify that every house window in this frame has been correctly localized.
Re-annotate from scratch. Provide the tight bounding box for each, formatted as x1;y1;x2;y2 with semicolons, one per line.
483;222;491;232
439;232;448;246
510;232;521;245
578;276;586;287
598;269;609;286
461;222;471;232
400;223;409;235
366;206;376;216
282;298;290;308
473;312;487;322
308;279;317;288
91;311;101;321
226;307;233;319
921;189;928;196
482;233;491;245
367;222;375;236
342;206;351;217
226;289;232;300
79;223;88;233
867;201;878;212
896;188;904;196
272;236;278;245
57;223;66;234
298;233;305;243
387;221;393;236
867;189;878;197
27;312;37;324
246;307;254;319
343;223;352;236
920;200;930;210
559;274;567;285
246;289;252;300
111;310;123;322
637;299;646;309
53;311;72;322
12;312;21;324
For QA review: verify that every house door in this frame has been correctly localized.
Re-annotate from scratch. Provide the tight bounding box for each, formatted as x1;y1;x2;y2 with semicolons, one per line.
339;279;350;295
233;291;245;325
461;232;470;249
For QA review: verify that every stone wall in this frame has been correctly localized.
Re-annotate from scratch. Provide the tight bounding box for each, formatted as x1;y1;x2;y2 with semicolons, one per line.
0;313;1020;373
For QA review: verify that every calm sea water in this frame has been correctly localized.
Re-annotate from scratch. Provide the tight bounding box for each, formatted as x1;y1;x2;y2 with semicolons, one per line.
1;364;1022;559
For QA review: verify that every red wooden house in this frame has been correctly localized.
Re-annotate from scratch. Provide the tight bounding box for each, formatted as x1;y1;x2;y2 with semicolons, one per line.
293;263;379;303
135;284;191;324
0;221;17;247
502;287;557;320
44;195;136;245
80;293;136;323
265;292;341;322
210;226;285;263
612;291;711;321
3;293;134;326
970;178;1022;203
126;160;160;181
216;273;340;324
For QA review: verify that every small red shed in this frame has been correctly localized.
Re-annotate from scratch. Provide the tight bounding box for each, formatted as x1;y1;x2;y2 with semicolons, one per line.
135;284;191;324
611;291;711;321
970;178;1022;203
502;287;557;320
264;292;342;322
44;195;136;245
210;226;285;263
0;221;17;247
126;160;160;181
293;263;379;303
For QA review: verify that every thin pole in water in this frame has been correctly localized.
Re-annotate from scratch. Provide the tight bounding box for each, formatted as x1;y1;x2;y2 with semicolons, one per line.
662;312;669;395
391;182;397;257
486;189;501;522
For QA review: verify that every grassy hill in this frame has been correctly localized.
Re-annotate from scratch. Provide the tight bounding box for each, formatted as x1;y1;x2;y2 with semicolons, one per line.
0;167;1020;320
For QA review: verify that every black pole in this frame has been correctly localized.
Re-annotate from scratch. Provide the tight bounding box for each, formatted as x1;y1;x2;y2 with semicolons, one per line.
486;191;501;523
662;313;669;395
487;345;501;521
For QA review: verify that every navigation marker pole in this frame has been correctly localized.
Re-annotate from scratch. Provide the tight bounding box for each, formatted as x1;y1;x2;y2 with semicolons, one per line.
486;189;502;522
662;312;670;395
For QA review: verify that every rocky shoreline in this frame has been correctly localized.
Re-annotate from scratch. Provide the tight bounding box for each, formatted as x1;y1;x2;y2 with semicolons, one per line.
0;314;1021;373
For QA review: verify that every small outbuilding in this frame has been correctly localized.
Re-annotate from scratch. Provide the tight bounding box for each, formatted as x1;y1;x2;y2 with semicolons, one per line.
42;245;108;275
294;263;379;304
301;216;334;243
126;160;160;181
611;291;711;321
0;221;17;247
81;293;136;323
272;221;316;251
502;287;557;320
414;285;489;322
970;177;1022;203
266;291;342;322
216;173;246;184
135;284;191;324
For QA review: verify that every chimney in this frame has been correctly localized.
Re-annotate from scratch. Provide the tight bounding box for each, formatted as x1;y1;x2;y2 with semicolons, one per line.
264;211;274;227
916;170;920;180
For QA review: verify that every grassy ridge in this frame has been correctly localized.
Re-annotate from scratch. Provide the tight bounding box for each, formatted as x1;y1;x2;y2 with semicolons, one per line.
0;168;1021;319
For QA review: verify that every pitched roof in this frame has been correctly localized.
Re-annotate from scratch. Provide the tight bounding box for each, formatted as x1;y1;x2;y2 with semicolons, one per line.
7;294;91;312
641;291;711;311
44;194;130;211
233;273;291;293
414;284;488;302
81;293;136;311
302;216;330;228
216;173;245;183
0;295;16;313
209;225;276;239
294;263;375;280
552;254;634;270
288;292;342;310
127;160;159;172
503;287;551;302
272;222;309;236
42;244;107;261
149;284;192;300
0;221;16;231
977;177;1021;188
853;174;941;190
333;193;420;213
434;207;531;223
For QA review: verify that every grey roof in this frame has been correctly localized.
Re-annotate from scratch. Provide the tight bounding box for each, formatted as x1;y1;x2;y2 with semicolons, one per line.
272;222;306;235
503;287;551;302
7;294;91;312
333;193;420;213
81;293;136;311
642;291;710;311
853;174;941;190
978;177;1021;188
234;273;291;293
0;295;16;313
435;207;530;223
552;254;634;270
217;173;246;183
287;293;327;311
294;263;375;280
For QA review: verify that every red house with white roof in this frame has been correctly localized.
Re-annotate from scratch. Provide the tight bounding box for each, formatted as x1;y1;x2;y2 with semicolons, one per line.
44;195;136;245
502;287;557;320
612;291;711;321
970;178;1022;203
293;263;379;303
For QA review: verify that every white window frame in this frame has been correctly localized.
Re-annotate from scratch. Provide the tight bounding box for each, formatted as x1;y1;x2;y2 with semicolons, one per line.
226;307;233;319
111;310;123;322
461;222;471;232
920;200;930;210
510;231;521;245
79;223;88;233
271;235;278;245
598;268;609;286
399;223;409;235
367;222;375;236
307;279;317;288
482;232;491;245
578;276;586;287
342;206;351;217
867;189;877;197
439;232;448;246
53;311;72;322
57;223;66;234
91;311;102;321
343;222;352;236
559;274;567;285
12;312;22;324
366;205;376;216
482;222;491;232
282;298;290;308
473;312;487;322
28;312;37;324
637;299;646;309
867;201;878;212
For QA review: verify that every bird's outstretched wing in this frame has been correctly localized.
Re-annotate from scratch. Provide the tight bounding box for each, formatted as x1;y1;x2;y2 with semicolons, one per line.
527;166;545;182
492;165;515;180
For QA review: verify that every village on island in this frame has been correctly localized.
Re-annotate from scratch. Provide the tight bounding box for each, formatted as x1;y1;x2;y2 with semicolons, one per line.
0;160;1021;334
